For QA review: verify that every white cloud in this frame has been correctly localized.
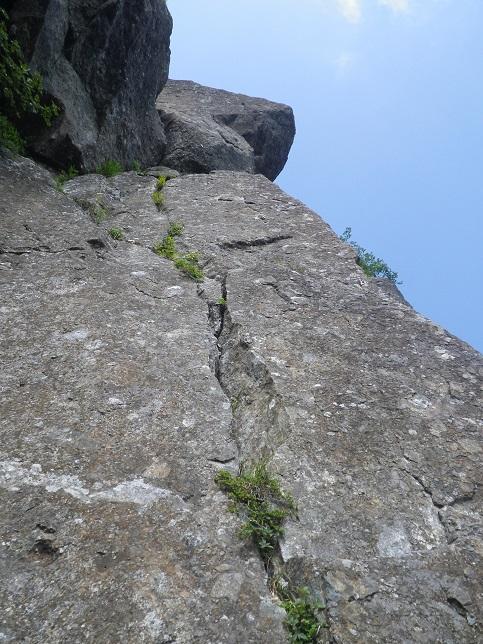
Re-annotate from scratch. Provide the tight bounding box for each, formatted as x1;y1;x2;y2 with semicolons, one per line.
378;0;410;12
333;0;411;23
335;52;356;72
337;0;362;23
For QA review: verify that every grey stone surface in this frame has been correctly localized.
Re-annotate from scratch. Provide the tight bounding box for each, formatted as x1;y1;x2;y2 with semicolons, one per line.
8;0;172;171
156;80;295;181
1;156;482;642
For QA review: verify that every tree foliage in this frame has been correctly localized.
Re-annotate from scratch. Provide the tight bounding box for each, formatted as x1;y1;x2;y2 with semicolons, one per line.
0;8;58;152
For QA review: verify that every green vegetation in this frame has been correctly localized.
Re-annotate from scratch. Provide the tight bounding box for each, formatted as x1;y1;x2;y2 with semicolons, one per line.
152;175;169;209
55;165;78;191
215;461;296;563
154;222;203;281
131;160;142;173
217;297;227;306
340;227;400;283
154;233;176;260
280;587;324;644
0;8;58;153
96;159;123;177
174;253;203;281
0;114;24;153
167;221;184;237
152;190;165;208
156;175;167;190
108;227;124;240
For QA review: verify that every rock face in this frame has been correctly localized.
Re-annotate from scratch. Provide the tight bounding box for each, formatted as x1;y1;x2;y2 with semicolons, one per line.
1;153;481;642
7;0;172;170
157;80;296;181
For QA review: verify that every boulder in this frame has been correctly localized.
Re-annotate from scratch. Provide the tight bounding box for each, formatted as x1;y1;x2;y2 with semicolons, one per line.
7;0;172;171
1;155;481;642
156;80;296;180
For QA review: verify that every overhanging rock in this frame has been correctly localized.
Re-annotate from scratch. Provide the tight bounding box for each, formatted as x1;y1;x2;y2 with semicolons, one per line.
157;80;296;180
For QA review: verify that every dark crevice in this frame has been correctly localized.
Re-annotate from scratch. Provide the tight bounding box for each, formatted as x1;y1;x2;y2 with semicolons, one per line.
0;246;86;255
218;234;292;250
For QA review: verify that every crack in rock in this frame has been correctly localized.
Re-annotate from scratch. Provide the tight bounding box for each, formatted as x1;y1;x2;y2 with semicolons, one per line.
218;234;292;250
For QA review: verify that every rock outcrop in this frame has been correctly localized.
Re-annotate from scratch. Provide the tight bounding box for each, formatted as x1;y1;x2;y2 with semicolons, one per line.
0;153;481;642
7;0;172;170
157;80;296;181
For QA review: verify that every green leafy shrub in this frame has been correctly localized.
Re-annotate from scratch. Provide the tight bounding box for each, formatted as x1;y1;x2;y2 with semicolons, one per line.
0;8;58;152
96;159;123;177
215;461;296;563
340;227;400;283
281;587;324;644
108;227;124;240
0;114;24;153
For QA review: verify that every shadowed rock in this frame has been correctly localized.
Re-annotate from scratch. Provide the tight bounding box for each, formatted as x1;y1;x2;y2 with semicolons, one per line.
7;0;172;171
156;80;296;180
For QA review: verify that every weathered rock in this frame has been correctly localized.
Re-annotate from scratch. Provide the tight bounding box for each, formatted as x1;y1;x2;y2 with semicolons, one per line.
156;80;295;180
7;0;172;171
0;156;482;642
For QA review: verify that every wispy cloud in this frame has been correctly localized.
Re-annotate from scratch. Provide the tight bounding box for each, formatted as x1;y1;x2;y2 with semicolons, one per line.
378;0;409;13
335;51;356;72
334;0;411;23
337;0;362;23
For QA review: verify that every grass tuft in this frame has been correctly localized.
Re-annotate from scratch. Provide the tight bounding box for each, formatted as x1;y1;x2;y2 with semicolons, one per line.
153;222;203;281
174;254;204;281
152;190;165;208
154;234;176;260
108;227;124;241
96;159;123;178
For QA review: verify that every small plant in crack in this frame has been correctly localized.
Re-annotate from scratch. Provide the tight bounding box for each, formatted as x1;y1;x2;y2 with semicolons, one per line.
153;224;203;281
215;461;296;564
168;221;184;237
279;585;325;644
131;160;146;174
55;165;78;191
156;175;168;190
340;227;400;284
108;227;124;241
152;190;165;208
154;233;176;259
90;201;108;224
217;296;227;306
152;175;168;210
174;253;203;281
96;159;123;177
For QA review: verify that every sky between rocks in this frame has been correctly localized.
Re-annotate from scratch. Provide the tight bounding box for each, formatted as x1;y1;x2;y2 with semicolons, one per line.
168;0;483;351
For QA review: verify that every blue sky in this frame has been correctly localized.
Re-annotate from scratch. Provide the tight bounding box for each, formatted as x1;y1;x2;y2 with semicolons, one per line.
168;0;483;351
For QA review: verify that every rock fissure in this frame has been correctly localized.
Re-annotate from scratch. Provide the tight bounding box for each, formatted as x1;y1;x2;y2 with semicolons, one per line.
0;246;86;255
218;234;292;250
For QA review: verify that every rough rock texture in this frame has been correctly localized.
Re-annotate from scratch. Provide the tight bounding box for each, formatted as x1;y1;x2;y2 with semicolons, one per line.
7;0;172;170
1;154;482;643
157;80;296;181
